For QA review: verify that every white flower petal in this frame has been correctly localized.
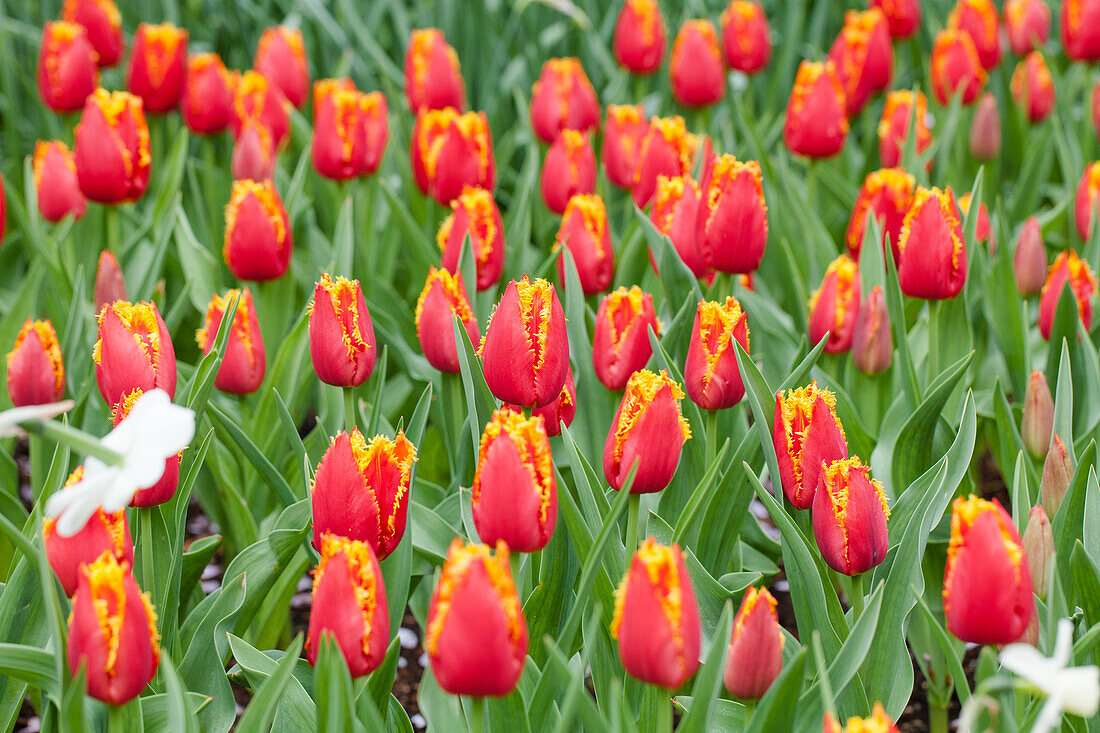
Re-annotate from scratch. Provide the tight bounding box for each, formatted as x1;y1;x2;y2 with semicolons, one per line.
1053;618;1075;667
102;389;194;462
1032;694;1064;733
0;401;75;438
1060;666;1100;718
47;470;115;537
1000;643;1053;686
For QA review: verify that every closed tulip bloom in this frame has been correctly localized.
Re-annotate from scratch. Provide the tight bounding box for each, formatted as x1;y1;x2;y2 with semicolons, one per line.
827;9;894;115
507;366;577;437
773;382;847;509
669;20;726;108
479;277;569;408
231;120;276;181
1005;0;1050;55
541;131;596;215
1021;505;1053;597
1014;217;1047;295
603;104;648;190
1076;163;1100;240
696;155;768;274
307;534;390;677
684;297;749;410
309;275;376;388
592;287;659;391
930;29;987;105
232;70;289;149
813;457;889;575
37;21;98;112
1041;434;1073;516
7;319;64;407
871;0;921;39
784;61;848;159
809;254;861;354
62;0;123;68
426;540;527;696
67;553;158;705
33;141;87;223
111;388;181;507
437;186;504;291
721;1;771;74
897;187;967;300
530;57;600;144
311;429;416;560
958;191;993;251
94;301;175;409
555;193;614;294
181;53;235;134
650;175;708;279
604;369;691;493
415;267;479;373
1039;250;1097;340
878;90;931;169
223;179;292;281
949;0;1002;70
1021;370;1054;458
1063;0;1100;61
253;26;308;109
724;586;783;699
612;538;701;688
824;703;900;733
852;286;893;374
410;108;495;205
312;79;389;181
74;89;151;204
632;115;697;208
93;251;127;314
943;496;1033;644
846;168;915;262
404;28;465;113
614;0;666;74
125;23;187;113
195;288;266;395
1011;52;1055;124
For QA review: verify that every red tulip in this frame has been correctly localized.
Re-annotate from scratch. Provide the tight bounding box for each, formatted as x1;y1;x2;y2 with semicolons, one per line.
415;267;479;373
530;57;599;144
1077;162;1100;241
614;0;666;74
949;0;1002;70
410;107;495;206
846;167;915;262
612;538;701;688
696;154;767;274
603;104;648;190
870;0;921;39
813;457;889;575
670;19;726;108
437;186;505;291
73;88;151;204
632;115;697;208
1011;52;1055;123
7;319;64;407
897;186;967;300
223;179;292;281
809;254;861;354
231;119;276;181
505;366;577;438
592;286;659;391
309;275;376;388
62;0;123;68
826;9;894;115
650;174;709;279
943;496;1033;644
404;28;465;113
307;533;390;677
195;288;266;395
37;21;98;112
773;381;847;509
94;251;127;314
426;540;527;696
541;130;597;214
312;79;389;180
555;193;614;294
1014;217;1047;296
724;586;784;699
1038;250;1097;340
784;60;848;159
253;26;308;108
1062;0;1100;61
1005;0;1051;55
604;369;691;493
93;301;175;410
852;286;893;375
878;90;931;169
721;1;771;74
930;29;987;106
111;388;180;507
33;140;87;223
684;297;749;410
125;23;187;113
181;53;235;134
232;70;289;149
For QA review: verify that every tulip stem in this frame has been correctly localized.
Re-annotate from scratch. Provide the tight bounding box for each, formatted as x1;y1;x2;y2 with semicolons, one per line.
23;418;125;467
657;691;673;733
107;702;126;733
929;698;948;733
105;205;120;254
705;410;719;469
510;552;523;598
625;493;641;557
467;695;485;733
343;387;356;433
849;573;865;620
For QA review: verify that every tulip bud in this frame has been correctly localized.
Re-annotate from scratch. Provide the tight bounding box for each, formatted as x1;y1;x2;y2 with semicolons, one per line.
871;0;921;39
1011;52;1056;124
845;167;915;262
684;297;749;410
669;19;726;108
604;369;691;493
1014;217;1047;295
592;287;659;391
650;174;709;279
93;250;127;314
195;288;266;395
943;496;1033;644
949;0;1002;70
878;90;931;169
774;382;848;509
111;388;181;507
1021;505;1053;597
827;9;894;116
721;1;771;74
7;319;64;407
612;538;701;688
125;23;187;113
414;267;479;374
1064;1;1100;61
1041;434;1074;517
404;28;465;113
311;429;416;560
614;0;666;74
555;193;614;294
541;131;597;215
307;533;390;677
530;57;600;144
437;186;505;291
232;70;289;149
813;457;889;575
312;79;389;181
1021;371;1054;458
223;179;292;281
62;0;123;68
37;21;98;112
74;89;151;204
309;275;376;388
253;26;308;109
94;301;175;410
696;155;768;275
632;115;697;208
957;192;993;250
479;277;569;408
897;186;967;300
824;703;900;733
1005;0;1051;55
181;53;235;135
930;29;987;106
67;553;159;705
1038;250;1097;340
784;60;848;159
809;254;861;354
969;92;1001;161
1076;162;1100;241
426;540;527;696
724;586;783;699
852;286;893;374
506;366;577;437
231;120;277;181
603;104;648;190
33;140;87;223
410;107;495;206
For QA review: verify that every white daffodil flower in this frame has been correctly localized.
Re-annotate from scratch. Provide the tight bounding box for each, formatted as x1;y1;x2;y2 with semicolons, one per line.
999;618;1100;732
0;401;74;438
45;389;195;537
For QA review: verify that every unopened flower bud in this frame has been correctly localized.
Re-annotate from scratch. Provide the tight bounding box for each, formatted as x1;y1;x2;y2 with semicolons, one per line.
1021;370;1053;458
1021;504;1052;598
969;92;1001;161
1041;434;1073;517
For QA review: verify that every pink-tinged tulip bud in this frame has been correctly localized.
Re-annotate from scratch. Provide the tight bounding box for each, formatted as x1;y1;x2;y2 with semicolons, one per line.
949;0;1002;70
253;26;308;109
231;120;276;181
311;429;416;560
604;369;691;493
957;192;993;251
1077;162;1100;240
1011;52;1055;124
670;20;726;108
824;703;901;733
1021;370;1054;458
969;92;1001;160
7;319;64;407
541;130;597;215
404;28;465;113
555;193;614;295
307;534;390;677
93;301;175;409
112;388;180;507
827;9;894;116
411;108;495;206
37;21;98;112
930;29;987;106
1041;434;1074;516
530;57;599;144
612;538;701;688
809;254;861;354
1005;0;1051;55
62;0;123;68
309;275;376;388
93;251;127;314
813;457;890;575
312;79;389;181
1038;250;1097;340
479;277;569;408
1063;0;1100;61
696;155;768;275
944;496;1033;644
724;586;783;699
437;186;504;291
878;90;931;169
223;179;292;281
1021;505;1052;597
415;267;479;374
684;297;749;411
472;409;558;553
181;53;236;135
897;187;967;300
592;286;659;391
67;553;158;705
784;60;848;159
846;168;915;262
721;1;771;74
774;382;848;509
871;0;921;39
852;286;893;374
426;540;527;696
614;0;666;74
650;174;709;279
1014;217;1047;295
125;23;187;113
505;366;577;437
232;70;289;149
33;140;87;223
195;288;266;395
603;104;648;190
73;89;151;204
632;116;697;208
